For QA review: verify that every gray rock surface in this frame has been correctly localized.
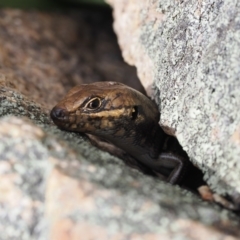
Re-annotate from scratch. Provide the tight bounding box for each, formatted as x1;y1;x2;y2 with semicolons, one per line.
106;0;240;199
0;112;239;239
0;116;49;240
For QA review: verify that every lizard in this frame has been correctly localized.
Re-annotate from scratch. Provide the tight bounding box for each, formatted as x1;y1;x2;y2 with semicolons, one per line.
50;81;204;187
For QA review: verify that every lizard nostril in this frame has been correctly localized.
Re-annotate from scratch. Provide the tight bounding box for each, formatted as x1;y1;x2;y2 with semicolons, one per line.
50;107;68;121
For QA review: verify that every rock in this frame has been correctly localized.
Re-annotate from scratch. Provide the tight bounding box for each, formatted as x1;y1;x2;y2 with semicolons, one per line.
106;0;240;201
0;8;144;109
0;6;240;240
0;115;239;239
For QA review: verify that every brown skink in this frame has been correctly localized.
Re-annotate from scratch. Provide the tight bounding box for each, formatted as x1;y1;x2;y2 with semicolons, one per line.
50;81;197;185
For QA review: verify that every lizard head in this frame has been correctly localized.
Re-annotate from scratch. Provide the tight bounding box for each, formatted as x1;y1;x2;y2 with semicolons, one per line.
50;81;160;138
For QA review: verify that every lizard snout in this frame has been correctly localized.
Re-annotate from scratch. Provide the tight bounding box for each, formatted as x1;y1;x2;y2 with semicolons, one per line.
50;106;69;123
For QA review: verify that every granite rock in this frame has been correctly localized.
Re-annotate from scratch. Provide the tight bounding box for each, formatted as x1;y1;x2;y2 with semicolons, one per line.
106;0;240;201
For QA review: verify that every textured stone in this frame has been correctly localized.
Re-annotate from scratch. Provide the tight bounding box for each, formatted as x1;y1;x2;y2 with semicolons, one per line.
0;117;49;240
0;116;239;240
106;0;240;199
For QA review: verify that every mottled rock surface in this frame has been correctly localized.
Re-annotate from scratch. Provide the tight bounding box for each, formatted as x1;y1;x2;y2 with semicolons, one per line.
0;114;239;239
0;6;240;240
106;0;240;200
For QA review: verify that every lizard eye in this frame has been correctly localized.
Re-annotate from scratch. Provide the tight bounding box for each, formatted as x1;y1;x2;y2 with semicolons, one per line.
85;97;102;110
